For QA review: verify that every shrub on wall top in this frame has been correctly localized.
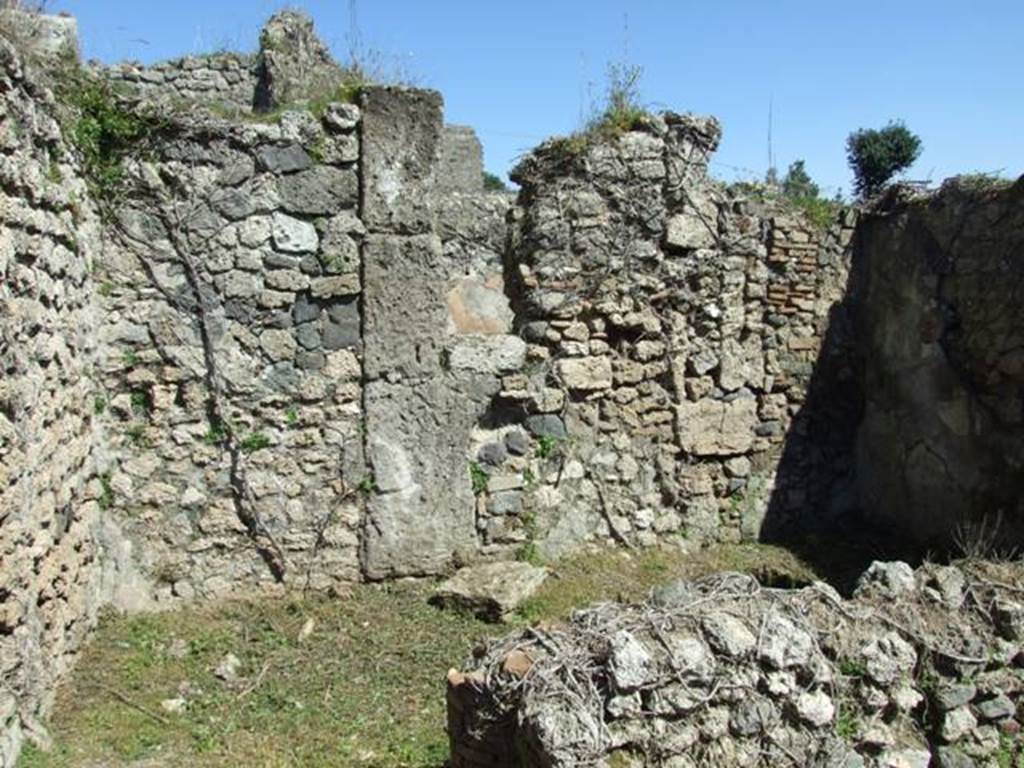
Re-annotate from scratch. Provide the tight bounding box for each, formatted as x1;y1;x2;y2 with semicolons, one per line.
846;121;922;198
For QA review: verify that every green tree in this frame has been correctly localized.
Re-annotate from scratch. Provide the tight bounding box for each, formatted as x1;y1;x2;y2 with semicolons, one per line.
482;171;507;192
782;160;819;199
846;121;922;197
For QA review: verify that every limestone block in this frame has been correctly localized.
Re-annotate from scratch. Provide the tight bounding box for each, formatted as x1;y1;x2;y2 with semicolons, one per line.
277;166;357;215
446;275;514;335
448;335;526;375
359;86;443;234
665;193;718;251
676;398;758;456
556;356;613;391
272;213;318;253
362;378;484;579
431;561;547;622
362;233;447;379
438;124;484;194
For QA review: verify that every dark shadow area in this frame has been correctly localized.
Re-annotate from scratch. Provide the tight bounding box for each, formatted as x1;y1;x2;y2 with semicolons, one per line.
759;226;927;595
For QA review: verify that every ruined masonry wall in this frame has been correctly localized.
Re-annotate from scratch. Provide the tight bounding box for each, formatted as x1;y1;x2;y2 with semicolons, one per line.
450;561;1024;767
97;104;366;599
856;179;1024;549
0;38;140;768
101;54;257;112
466;118;857;561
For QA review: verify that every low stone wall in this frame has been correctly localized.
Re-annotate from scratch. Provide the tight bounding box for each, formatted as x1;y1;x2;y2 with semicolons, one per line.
449;561;1024;767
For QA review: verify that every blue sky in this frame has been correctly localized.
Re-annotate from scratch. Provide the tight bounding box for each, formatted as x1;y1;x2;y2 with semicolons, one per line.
56;1;1023;196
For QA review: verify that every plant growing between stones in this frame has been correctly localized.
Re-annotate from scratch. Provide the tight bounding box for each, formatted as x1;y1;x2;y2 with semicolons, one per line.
469;462;489;495
240;432;271;453
357;473;377;494
834;708;860;740
124;423;148;448
545;59;652;161
96;473;114;510
535;435;562;460
589;61;648;140
128;389;149;416
54;67;168;204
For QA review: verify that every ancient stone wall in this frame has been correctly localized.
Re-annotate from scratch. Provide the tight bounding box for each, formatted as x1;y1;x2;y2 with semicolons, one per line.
439;124;484;193
94;102;367;598
5;8;1024;767
101;53;257;112
0;36;142;768
855;179;1024;551
358;88;524;578
1;13;519;757
465;117;856;562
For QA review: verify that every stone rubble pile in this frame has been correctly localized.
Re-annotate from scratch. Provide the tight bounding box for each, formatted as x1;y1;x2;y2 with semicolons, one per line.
448;561;1024;767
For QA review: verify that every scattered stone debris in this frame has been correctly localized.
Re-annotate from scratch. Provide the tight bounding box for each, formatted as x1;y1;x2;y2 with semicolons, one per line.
214;653;242;683
432;562;549;622
448;561;1024;767
159;698;187;715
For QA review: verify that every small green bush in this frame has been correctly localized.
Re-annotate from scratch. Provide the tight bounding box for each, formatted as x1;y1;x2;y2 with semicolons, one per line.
588;61;648;141
846;120;922;198
97;473;114;510
357;474;377;494
203;421;229;446
55;69;166;202
779;159;838;229
545;60;652;161
790;194;840;230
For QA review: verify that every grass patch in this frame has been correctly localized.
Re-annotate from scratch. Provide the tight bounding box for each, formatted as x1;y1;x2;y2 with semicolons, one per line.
23;583;498;768
22;543;820;767
534;435;561;460
515;542;816;624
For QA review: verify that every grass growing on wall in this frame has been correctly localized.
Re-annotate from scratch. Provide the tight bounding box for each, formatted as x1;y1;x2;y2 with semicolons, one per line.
52;68;167;203
545;60;655;162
